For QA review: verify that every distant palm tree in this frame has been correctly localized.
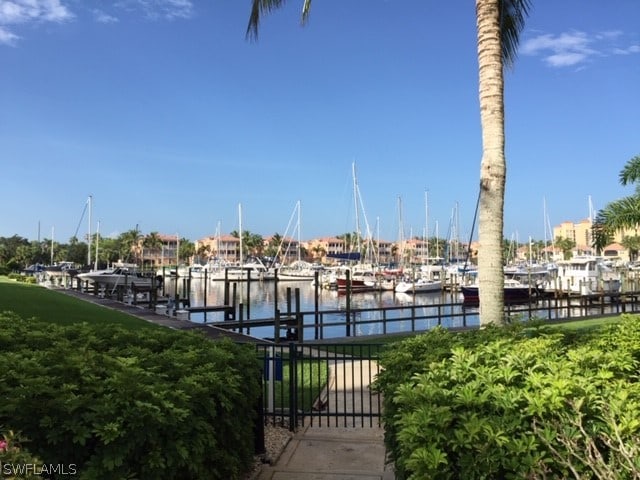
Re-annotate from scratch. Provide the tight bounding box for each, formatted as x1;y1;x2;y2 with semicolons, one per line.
196;244;211;262
118;229;141;263
554;236;576;260
143;232;163;267
621;235;640;262
246;0;530;326
311;244;326;262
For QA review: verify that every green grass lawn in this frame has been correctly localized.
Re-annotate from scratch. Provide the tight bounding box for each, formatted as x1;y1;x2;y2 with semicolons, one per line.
0;276;158;330
266;359;329;411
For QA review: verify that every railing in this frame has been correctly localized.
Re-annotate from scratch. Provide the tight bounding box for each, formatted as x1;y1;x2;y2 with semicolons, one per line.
229;291;640;342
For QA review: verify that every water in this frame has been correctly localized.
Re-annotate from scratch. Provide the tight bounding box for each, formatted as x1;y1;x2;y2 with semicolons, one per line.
160;278;472;341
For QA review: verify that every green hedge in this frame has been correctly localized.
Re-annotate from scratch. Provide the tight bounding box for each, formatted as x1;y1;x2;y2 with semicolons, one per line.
0;312;261;479
377;318;640;479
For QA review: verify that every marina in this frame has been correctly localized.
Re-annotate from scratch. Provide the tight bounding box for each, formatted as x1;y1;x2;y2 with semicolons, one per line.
61;268;640;343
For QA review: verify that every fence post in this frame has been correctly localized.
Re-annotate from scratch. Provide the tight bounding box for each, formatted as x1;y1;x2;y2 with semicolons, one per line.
288;342;298;430
254;373;265;455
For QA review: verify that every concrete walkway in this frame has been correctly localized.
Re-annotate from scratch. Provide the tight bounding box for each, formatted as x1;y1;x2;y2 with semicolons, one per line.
256;424;393;480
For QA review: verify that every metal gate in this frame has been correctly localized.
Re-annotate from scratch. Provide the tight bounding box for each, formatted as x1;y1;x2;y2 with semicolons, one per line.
257;343;383;429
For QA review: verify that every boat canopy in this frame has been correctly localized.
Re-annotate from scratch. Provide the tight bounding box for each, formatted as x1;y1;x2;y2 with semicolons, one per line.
326;252;361;261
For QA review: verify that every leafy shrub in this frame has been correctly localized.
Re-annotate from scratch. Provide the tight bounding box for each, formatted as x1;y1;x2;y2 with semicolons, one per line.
0;312;261;479
0;430;43;479
378;317;640;479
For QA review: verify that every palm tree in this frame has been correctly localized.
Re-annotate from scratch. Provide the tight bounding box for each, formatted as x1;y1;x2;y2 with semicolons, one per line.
621;235;640;262
246;0;530;326
596;155;640;235
311;244;326;262
554;236;576;260
118;229;142;264
143;232;163;267
178;238;195;263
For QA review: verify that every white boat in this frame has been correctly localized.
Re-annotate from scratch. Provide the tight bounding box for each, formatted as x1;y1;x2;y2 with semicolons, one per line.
207;258;275;281
174;264;207;278
543;256;621;295
77;265;157;289
394;278;442;294
276;261;323;281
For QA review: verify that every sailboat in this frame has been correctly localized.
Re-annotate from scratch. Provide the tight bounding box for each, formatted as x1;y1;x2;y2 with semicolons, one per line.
394;191;443;294
268;201;321;281
334;163;378;293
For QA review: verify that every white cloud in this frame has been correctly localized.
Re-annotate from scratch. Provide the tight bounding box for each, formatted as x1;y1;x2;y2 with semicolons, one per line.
0;0;195;46
93;9;118;24
522;29;639;68
612;44;640;55
0;0;73;45
0;0;73;24
521;31;597;68
546;52;588;67
115;0;193;20
0;25;18;45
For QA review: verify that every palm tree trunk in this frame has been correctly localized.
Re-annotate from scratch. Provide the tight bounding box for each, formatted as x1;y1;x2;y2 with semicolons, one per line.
476;0;506;325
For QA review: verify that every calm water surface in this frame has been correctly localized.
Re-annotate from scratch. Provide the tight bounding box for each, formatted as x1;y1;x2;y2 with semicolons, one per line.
161;278;474;340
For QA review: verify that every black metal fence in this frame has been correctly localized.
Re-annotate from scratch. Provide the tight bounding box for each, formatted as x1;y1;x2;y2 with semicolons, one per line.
233;291;640;343
256;343;383;429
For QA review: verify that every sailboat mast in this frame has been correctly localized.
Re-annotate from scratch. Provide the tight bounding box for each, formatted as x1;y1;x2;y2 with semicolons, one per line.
425;190;429;263
352;162;361;254
238;203;243;266
297;200;301;262
398;196;404;266
543;197;549;263
87;195;92;266
94;221;100;270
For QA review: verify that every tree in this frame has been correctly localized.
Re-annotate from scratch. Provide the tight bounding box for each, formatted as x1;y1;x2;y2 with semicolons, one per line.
178;238;195;262
118;229;142;264
596;155;640;237
230;230;264;258
591;219;614;256
246;0;530;326
195;243;211;262
621;235;640;262
554;236;576;260
143;232;163;267
311;244;326;263
264;233;283;261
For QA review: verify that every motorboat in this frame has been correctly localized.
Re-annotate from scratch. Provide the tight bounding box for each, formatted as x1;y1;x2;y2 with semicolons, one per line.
395;278;442;294
207;258;274;281
77;266;158;290
543;256;621;295
276;261;323;281
461;277;539;305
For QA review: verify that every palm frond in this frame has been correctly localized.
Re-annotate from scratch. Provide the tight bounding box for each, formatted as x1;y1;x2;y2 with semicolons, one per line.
301;0;312;25
246;0;287;41
619;155;640;186
597;196;640;232
500;0;532;68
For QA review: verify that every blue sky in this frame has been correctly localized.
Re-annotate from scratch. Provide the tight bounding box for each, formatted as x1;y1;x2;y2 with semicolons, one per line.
1;1;638;246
